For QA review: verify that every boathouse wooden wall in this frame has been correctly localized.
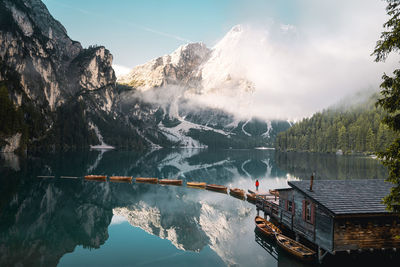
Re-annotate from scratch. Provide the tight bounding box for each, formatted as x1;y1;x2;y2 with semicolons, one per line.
333;216;400;251
279;189;334;252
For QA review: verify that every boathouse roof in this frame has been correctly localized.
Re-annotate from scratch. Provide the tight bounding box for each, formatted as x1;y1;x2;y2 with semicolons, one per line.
287;179;393;216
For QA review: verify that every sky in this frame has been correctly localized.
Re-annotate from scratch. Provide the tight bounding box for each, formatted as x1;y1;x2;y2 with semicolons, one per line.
42;0;398;120
42;0;302;70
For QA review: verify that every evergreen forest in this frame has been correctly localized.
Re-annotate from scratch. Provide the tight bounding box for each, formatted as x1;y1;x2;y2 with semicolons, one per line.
275;93;398;154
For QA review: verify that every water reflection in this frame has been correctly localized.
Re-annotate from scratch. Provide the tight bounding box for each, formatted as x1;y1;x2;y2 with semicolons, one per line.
275;151;387;180
0;149;389;266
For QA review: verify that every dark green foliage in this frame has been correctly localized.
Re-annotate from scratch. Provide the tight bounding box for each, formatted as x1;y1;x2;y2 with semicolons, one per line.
275;94;397;154
90;113;148;150
373;0;400;212
0;83;28;151
38;100;98;151
161;115;181;128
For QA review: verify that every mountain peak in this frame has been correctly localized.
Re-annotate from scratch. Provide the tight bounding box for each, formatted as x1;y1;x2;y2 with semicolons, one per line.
230;24;243;33
118;42;211;90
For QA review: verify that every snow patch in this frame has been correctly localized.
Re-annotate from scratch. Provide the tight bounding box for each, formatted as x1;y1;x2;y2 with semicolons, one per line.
241;119;251;136
89;122;114;150
261;120;272;138
159;119;231;148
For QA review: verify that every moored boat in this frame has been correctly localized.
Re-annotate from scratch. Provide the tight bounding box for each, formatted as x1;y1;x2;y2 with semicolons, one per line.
206;184;228;193
255;216;282;236
255;216;274;238
275;234;316;261
135;177;158;184
246;193;257;203
109;176;133;182
159;179;183;185
186;182;206;188
85;175;107;180
230;188;245;199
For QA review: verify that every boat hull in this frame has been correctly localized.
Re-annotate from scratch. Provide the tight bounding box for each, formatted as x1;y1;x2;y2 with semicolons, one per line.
85;175;106;181
230;188;245;199
255;217;274;239
246;193;257;203
159;179;183;185
109;176;133;182
206;184;228;193
135;177;158;184
187;182;206;188
255;216;282;235
276;234;316;261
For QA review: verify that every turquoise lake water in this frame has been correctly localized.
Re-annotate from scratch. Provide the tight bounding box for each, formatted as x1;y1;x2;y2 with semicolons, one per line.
0;149;393;266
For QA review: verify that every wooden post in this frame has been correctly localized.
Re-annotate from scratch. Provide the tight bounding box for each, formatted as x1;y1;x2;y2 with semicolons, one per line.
318;246;328;264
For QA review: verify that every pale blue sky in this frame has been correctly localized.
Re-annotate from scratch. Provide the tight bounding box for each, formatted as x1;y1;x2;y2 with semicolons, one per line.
42;0;301;68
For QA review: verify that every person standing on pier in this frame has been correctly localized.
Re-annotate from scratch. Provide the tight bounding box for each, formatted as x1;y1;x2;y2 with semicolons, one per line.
255;179;259;191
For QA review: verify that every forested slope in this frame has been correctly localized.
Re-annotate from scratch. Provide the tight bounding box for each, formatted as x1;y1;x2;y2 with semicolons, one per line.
275;93;398;154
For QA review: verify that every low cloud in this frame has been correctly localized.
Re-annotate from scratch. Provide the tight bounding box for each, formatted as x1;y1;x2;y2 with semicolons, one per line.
118;0;399;122
188;0;399;121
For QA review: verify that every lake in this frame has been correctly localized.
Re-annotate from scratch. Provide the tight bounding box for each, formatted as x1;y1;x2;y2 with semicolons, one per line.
0;149;391;266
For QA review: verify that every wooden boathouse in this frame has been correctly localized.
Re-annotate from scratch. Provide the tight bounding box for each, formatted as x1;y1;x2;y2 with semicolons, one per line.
255;179;400;262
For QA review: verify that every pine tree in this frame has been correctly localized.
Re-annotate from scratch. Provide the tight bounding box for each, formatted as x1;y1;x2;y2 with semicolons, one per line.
373;0;400;212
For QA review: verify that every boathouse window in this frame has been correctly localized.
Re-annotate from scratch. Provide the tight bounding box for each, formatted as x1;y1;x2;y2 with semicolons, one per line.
305;202;311;221
287;200;293;212
302;200;315;224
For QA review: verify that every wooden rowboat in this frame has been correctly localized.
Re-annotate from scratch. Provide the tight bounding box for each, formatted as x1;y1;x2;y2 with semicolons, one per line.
255;216;281;236
246;193;257;203
206;184;228;193
255;216;274;238
159;179;183;186
135;177;158;184
186;182;206;188
109;176;133;182
230;188;245;199
275;234;316;261
85;175;106;180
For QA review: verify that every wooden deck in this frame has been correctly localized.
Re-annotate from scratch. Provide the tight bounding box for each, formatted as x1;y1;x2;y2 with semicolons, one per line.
251;190;280;220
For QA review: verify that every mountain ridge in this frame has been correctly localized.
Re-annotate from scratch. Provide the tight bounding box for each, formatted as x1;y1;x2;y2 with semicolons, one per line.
0;1;290;152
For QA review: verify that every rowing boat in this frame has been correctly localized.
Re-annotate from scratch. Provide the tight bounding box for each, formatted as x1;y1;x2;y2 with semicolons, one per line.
255;216;274;238
246;193;257;203
186;182;206;188
206;184;228;193
135;177;158;184
230;188;245;199
109;176;133;182
275;234;316;261
159;179;183;185
255;216;281;237
85;175;107;180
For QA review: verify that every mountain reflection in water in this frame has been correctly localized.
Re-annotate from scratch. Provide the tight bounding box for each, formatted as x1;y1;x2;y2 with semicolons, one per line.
0;149;387;266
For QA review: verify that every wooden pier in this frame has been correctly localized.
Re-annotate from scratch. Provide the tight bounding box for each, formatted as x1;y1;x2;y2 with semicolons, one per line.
255;179;400;263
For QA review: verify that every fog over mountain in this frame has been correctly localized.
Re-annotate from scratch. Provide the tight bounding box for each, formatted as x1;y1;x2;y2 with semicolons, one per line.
117;0;398;121
1;0;397;152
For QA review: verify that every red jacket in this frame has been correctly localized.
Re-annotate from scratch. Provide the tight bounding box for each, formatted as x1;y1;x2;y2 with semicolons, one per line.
255;181;259;187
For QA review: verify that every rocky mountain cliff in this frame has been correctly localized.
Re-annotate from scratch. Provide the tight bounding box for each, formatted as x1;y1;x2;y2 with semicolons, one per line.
118;42;211;91
0;0;290;152
0;0;146;152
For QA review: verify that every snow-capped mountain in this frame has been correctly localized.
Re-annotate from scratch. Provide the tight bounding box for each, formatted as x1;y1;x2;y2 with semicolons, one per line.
0;0;289;153
117;25;291;149
118;43;210;91
119;25;255;96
